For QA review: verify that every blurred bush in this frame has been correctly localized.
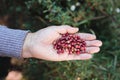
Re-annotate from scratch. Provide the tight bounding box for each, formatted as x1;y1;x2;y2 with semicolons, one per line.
1;0;120;80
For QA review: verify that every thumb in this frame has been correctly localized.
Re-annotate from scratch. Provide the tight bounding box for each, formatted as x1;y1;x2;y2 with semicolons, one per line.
54;25;79;34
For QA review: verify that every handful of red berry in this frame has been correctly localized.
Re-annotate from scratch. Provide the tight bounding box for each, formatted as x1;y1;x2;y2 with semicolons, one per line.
53;33;86;55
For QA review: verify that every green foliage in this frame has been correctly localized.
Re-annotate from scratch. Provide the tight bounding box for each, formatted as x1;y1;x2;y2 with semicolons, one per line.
1;0;120;80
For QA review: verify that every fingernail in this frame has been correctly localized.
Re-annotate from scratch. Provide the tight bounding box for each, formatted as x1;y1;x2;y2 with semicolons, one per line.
72;27;79;31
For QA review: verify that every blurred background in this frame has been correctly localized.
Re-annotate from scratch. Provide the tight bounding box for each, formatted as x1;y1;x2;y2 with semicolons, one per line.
0;0;120;80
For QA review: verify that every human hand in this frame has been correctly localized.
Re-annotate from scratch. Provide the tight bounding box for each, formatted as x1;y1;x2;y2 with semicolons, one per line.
22;25;102;61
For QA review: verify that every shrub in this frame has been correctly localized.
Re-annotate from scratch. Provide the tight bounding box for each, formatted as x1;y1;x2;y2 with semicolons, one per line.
1;0;120;80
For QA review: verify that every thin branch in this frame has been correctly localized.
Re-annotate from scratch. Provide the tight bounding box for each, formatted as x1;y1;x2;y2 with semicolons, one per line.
35;16;48;25
89;15;107;20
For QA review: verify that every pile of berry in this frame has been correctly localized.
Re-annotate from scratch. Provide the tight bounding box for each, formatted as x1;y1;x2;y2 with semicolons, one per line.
53;33;86;54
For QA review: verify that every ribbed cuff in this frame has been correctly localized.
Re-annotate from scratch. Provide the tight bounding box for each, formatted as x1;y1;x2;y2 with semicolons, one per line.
0;26;29;59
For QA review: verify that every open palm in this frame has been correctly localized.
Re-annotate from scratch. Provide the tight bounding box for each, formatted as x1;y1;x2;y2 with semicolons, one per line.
23;25;102;61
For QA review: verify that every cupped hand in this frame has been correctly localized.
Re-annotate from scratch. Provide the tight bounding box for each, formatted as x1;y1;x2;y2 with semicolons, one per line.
22;25;102;61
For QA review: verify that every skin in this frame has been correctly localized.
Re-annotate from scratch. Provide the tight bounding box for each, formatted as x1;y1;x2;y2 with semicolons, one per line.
22;25;102;61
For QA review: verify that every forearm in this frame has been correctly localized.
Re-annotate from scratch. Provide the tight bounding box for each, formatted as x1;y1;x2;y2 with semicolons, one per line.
0;25;29;58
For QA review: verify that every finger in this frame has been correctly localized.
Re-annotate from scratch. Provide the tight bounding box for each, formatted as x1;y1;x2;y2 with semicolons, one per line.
86;40;102;47
54;25;79;34
77;33;96;40
86;47;100;54
66;53;92;60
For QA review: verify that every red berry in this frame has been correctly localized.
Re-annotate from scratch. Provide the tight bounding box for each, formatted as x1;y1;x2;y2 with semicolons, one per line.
53;33;86;55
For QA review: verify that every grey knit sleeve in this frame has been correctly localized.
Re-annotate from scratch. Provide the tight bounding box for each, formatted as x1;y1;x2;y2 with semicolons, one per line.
0;25;29;58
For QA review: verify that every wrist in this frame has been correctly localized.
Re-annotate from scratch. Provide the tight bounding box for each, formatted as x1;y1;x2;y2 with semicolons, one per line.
22;33;33;58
